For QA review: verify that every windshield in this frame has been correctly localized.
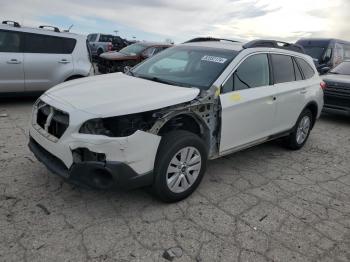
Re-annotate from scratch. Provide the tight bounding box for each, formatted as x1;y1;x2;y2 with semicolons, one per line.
132;46;238;90
119;43;147;56
330;61;350;75
303;46;327;61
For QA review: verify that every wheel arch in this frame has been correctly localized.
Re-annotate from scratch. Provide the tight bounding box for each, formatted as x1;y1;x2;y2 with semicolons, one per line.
64;75;85;82
157;113;211;150
302;101;319;129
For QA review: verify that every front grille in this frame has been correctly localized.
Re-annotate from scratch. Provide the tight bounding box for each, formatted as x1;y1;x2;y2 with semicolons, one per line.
324;82;350;109
35;101;69;139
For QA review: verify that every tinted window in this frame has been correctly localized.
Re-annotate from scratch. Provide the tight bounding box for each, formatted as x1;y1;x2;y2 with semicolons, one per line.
293;58;303;80
271;54;295;84
99;34;121;43
222;54;270;93
303;46;326;61
24;33;76;54
296;58;315;79
0;30;22;52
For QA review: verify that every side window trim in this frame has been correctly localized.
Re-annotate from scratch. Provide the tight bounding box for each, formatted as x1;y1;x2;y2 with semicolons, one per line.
267;53;274;85
220;52;271;93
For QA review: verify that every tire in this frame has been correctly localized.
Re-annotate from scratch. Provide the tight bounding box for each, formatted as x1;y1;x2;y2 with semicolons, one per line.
285;109;313;150
153;130;208;202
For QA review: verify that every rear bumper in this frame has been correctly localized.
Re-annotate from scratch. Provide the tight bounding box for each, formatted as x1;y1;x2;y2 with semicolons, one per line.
29;137;153;190
323;105;350;115
324;95;350;115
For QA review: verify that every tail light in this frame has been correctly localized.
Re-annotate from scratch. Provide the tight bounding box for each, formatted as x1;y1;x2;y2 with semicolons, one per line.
107;42;113;51
320;81;327;90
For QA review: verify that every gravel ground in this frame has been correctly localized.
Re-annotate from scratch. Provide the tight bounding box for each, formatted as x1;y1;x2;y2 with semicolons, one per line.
0;97;349;262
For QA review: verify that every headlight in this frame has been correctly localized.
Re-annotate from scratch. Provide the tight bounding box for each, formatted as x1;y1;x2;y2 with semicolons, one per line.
79;112;156;137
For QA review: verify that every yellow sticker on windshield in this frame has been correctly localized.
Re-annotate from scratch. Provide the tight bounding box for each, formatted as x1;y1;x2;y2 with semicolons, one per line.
229;93;241;102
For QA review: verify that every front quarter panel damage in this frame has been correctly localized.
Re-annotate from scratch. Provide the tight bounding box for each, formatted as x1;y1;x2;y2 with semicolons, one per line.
147;89;220;159
69;131;161;174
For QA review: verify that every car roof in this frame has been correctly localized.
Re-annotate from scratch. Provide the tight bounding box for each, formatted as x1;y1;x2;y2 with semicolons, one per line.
133;41;172;47
0;24;85;40
181;40;243;51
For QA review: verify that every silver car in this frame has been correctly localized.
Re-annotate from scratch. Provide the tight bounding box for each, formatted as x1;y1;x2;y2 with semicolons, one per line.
0;21;93;94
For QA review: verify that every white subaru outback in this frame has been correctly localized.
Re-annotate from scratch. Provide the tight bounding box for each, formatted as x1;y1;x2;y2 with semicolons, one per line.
29;38;324;202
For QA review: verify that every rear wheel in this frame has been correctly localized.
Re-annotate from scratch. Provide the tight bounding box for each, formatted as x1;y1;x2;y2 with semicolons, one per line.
285;109;313;150
153;131;207;202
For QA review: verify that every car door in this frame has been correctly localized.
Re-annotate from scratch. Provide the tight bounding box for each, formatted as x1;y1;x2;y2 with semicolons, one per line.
219;53;277;154
0;29;24;93
271;54;306;133
23;32;74;92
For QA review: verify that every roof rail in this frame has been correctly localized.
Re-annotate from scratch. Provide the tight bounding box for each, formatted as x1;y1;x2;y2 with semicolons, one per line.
39;25;60;33
2;20;21;28
184;37;240;44
243;40;305;54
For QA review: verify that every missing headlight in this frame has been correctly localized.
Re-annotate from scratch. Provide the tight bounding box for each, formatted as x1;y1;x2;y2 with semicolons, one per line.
79;111;157;137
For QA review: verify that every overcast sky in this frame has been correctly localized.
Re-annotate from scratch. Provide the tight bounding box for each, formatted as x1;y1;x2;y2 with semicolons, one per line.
1;0;349;43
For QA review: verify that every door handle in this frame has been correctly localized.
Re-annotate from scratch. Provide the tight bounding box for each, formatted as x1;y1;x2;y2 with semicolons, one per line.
58;59;70;64
7;59;21;64
300;89;307;94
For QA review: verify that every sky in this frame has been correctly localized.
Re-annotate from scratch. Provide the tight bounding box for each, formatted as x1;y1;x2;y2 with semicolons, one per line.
1;0;350;43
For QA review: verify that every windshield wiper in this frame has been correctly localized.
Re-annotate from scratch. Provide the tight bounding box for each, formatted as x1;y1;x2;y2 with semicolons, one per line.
136;75;191;87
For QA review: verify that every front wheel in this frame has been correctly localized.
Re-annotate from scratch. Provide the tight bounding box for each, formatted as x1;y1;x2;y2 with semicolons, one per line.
285;109;313;150
153;131;208;202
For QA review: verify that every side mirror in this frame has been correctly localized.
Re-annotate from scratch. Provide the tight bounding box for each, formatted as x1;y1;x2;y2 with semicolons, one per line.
124;66;131;74
320;67;331;75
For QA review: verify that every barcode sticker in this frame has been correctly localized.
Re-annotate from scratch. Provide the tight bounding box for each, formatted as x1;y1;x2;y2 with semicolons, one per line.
201;55;228;64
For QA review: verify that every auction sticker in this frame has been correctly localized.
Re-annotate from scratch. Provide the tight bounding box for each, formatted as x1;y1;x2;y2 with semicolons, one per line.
201;55;227;64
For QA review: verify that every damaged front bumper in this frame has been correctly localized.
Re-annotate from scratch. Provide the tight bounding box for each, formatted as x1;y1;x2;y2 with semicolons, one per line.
28;137;153;190
29;98;162;190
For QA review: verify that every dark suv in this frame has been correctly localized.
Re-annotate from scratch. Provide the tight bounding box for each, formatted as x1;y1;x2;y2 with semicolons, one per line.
296;38;350;74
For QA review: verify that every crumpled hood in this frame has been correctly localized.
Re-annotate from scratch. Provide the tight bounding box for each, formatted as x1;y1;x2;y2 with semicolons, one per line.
100;51;137;60
323;74;350;85
46;73;200;117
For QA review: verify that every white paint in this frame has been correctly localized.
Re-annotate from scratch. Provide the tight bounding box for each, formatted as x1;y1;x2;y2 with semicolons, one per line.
46;72;200;117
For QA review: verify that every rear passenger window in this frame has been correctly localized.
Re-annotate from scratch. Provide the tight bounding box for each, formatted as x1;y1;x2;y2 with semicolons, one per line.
296;58;315;79
222;54;270;93
271;54;295;84
293;58;303;81
0;30;21;52
23;33;76;54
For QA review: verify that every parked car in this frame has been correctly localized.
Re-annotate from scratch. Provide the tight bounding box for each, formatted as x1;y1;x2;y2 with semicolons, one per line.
97;42;171;74
322;60;350;115
87;33;129;58
28;39;324;202
296;38;350;74
0;20;93;94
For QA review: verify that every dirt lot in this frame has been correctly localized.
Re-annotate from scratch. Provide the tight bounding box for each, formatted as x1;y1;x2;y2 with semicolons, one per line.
0;97;349;262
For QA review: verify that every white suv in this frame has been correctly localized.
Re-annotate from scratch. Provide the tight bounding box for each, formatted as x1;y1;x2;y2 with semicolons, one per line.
28;38;324;202
0;21;93;94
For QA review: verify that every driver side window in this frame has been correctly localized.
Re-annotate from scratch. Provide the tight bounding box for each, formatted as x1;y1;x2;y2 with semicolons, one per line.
222;54;270;93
